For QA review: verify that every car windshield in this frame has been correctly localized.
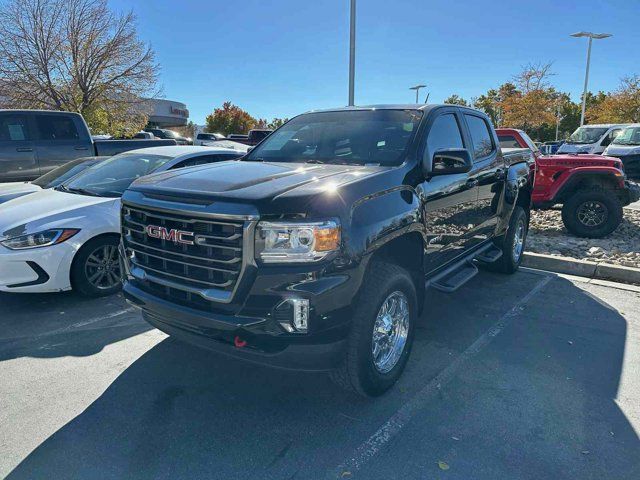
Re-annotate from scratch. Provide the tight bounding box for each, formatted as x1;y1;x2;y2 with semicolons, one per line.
611;126;640;146
32;157;102;188
566;126;609;144
162;130;180;139
61;153;173;197
244;109;423;166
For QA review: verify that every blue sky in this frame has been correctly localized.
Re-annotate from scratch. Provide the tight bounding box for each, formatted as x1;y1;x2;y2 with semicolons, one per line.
110;0;640;125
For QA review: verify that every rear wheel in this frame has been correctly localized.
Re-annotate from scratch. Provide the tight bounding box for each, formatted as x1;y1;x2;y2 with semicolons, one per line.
561;189;623;238
487;205;528;274
330;262;417;397
71;236;123;297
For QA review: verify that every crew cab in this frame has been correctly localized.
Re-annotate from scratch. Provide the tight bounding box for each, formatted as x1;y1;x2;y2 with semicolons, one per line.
497;128;639;237
120;105;534;396
0;110;176;181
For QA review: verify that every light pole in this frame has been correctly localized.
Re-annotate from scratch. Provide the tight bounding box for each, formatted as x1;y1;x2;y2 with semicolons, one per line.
409;84;426;103
571;31;612;126
348;0;356;106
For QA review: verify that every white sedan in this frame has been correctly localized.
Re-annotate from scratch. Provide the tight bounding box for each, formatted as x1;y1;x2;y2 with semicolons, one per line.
0;146;244;296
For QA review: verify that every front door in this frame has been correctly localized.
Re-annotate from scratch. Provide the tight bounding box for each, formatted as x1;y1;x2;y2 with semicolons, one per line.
0;112;38;181
418;108;481;273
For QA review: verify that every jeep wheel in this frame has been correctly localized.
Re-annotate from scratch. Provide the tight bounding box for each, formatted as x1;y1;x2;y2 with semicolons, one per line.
330;262;417;397
561;189;623;238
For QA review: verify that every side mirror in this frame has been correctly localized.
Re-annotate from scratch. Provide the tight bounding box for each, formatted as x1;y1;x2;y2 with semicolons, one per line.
429;148;473;176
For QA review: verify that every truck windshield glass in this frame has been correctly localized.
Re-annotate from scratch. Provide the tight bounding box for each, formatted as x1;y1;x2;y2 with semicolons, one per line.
62;153;172;197
244;109;423;166
566;127;609;144
612;126;640;146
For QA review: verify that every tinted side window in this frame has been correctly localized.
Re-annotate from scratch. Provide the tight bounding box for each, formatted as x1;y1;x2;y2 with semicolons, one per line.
465;114;494;159
498;135;520;149
36;115;80;141
426;113;464;155
602;129;621;146
0;114;30;141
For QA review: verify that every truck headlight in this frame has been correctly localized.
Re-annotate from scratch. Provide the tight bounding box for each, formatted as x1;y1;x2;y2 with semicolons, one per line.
1;228;80;250
256;220;340;263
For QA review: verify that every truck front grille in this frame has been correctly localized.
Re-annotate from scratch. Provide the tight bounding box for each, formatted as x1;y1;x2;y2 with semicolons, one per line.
121;204;246;304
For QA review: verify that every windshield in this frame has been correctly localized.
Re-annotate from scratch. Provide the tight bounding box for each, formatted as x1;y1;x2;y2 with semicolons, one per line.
163;130;180;139
62;153;172;197
567;126;609;144
244;109;423;166
32;157;102;188
612;126;640;146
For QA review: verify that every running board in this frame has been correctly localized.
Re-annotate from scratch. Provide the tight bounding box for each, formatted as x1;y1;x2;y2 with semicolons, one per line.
426;242;500;293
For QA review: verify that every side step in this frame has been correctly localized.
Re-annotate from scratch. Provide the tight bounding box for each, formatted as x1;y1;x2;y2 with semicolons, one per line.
426;242;503;293
429;260;478;293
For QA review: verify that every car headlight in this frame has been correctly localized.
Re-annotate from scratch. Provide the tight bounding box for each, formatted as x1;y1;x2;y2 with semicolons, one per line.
256;220;340;263
1;228;80;250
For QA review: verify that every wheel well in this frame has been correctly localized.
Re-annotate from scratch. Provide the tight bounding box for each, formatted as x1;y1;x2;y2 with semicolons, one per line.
69;233;121;284
557;175;619;203
368;232;425;313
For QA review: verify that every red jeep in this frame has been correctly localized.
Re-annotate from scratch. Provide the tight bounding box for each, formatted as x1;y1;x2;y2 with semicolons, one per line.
497;128;640;238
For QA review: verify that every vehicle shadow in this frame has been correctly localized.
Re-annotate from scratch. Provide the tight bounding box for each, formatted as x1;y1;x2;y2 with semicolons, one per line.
5;272;639;479
0;291;152;361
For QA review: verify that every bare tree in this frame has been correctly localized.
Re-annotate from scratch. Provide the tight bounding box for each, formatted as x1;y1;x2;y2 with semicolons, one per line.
0;0;159;135
512;62;555;93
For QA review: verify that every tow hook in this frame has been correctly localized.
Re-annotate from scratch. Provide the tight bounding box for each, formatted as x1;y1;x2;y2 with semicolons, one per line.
234;336;247;348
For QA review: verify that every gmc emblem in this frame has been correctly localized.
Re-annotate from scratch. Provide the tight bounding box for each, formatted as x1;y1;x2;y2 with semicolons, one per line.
145;224;194;245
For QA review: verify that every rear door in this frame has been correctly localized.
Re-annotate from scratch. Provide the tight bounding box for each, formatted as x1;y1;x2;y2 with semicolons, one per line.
462;113;505;244
33;113;91;174
0;112;38;181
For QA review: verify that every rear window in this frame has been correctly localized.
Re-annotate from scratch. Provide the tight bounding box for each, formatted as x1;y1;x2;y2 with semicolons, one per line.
498;135;520;149
465;114;495;159
36;115;80;141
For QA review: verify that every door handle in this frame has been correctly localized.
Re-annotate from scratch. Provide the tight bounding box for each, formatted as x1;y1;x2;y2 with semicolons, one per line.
465;178;478;188
74;145;89;151
16;147;33;152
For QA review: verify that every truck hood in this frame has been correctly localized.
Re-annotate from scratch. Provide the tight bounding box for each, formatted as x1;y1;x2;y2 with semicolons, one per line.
604;144;640;156
557;142;597;154
0;188;116;239
0;182;42;204
129;161;390;203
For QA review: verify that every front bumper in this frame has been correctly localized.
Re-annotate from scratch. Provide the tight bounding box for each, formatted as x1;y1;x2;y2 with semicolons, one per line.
124;281;350;371
0;242;76;293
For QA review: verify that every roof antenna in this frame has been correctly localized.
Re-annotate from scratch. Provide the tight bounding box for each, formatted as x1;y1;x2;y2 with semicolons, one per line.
424;93;430;104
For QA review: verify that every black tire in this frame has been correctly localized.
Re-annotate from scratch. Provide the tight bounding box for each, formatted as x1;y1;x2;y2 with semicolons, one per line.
70;235;123;297
330;262;417;397
561;189;623;238
486;205;528;274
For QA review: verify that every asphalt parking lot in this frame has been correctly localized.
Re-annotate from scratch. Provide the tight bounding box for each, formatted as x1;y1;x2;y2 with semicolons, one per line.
1;268;639;479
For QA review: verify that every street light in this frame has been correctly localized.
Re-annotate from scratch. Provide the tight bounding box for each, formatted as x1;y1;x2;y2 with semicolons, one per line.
409;84;426;103
571;31;612;126
348;0;356;106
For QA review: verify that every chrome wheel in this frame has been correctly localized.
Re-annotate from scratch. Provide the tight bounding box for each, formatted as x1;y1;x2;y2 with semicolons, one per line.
85;244;122;290
577;201;608;227
371;291;410;374
512;219;526;262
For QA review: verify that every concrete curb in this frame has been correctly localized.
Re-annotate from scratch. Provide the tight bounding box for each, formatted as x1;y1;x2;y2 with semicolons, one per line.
522;252;640;285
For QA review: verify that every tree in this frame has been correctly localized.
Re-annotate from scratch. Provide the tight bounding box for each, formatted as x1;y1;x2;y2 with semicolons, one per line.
0;0;159;137
267;117;289;130
588;75;640;123
443;94;468;106
205;102;257;136
501;63;556;131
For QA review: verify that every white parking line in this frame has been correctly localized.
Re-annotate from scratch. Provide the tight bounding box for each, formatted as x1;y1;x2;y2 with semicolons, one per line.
329;274;553;479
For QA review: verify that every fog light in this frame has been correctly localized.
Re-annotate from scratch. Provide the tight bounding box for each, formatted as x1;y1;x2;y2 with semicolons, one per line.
275;298;310;333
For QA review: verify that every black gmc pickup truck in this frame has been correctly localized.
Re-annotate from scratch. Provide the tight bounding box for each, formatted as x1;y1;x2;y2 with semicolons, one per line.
120;104;535;396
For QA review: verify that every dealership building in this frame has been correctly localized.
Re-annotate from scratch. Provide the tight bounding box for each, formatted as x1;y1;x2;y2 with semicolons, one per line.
146;98;189;128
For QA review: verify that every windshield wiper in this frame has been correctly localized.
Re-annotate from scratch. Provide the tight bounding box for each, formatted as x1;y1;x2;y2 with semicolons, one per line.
65;187;104;197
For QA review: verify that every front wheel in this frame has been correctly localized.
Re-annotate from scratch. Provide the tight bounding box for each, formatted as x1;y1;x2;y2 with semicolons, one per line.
330;262;417;397
561;189;623;238
70;236;123;297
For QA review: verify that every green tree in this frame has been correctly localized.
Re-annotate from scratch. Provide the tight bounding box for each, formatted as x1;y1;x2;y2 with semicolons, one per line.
588;75;640;123
443;95;468;106
205;102;257;136
267;117;289;130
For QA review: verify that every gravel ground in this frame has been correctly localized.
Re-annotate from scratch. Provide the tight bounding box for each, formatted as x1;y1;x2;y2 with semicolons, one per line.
528;208;640;268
